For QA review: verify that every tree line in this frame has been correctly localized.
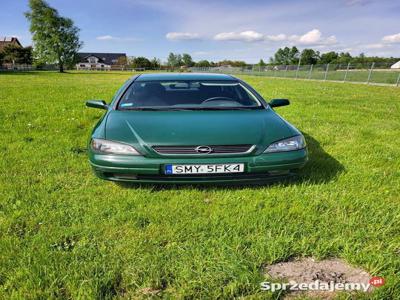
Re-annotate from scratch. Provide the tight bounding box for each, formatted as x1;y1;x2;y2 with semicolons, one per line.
128;52;248;69
268;46;400;66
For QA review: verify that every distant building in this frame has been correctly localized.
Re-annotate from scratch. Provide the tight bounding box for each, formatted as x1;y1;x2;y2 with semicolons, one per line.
0;36;22;52
76;52;127;70
390;61;400;69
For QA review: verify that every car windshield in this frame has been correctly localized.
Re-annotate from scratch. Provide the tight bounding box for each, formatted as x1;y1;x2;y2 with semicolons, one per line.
118;80;263;110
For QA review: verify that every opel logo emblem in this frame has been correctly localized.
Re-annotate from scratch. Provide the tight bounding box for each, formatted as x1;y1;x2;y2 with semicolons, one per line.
195;145;212;154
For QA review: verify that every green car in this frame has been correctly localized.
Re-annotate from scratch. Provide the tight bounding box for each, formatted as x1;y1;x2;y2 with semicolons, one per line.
86;73;308;184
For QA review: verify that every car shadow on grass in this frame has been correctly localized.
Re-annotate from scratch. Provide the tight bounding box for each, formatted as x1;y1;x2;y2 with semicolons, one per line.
117;132;344;191
294;132;345;184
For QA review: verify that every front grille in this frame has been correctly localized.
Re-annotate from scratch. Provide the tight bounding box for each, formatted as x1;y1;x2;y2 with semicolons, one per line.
152;144;254;155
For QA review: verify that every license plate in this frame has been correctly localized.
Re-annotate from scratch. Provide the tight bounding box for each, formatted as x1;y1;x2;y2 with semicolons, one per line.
165;164;244;175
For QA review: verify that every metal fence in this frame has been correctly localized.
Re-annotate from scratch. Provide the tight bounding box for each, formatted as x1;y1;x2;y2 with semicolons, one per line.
0;64;174;72
192;63;400;87
0;64;150;72
2;62;399;87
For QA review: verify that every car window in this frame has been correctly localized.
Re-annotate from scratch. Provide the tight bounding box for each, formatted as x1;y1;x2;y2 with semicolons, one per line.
118;80;262;110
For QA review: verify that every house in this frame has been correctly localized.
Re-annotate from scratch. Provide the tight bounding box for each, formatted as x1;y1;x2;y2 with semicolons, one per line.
76;52;127;70
0;36;22;52
390;61;400;69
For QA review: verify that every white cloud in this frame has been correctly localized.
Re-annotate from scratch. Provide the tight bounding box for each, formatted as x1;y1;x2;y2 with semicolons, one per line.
265;34;287;42
193;51;211;56
325;35;338;45
166;28;338;47
96;35;114;40
382;33;400;43
96;35;139;42
214;30;264;42
166;32;200;40
298;29;321;44
365;43;386;49
211;29;337;45
345;0;371;6
289;29;337;45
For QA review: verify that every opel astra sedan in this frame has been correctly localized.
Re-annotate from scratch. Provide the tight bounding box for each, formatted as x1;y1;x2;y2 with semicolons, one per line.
86;73;308;183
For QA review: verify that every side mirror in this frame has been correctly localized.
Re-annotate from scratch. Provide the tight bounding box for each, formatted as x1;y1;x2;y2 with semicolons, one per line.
269;98;290;108
86;100;108;110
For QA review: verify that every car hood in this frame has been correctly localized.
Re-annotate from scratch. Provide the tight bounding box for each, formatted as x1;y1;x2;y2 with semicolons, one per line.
105;109;296;155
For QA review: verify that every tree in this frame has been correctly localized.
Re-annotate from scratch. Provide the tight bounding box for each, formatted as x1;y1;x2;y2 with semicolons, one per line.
270;46;299;64
2;45;33;65
336;52;352;64
256;59;266;67
289;47;300;64
196;60;211;67
167;52;179;68
2;45;19;65
217;60;247;67
354;53;366;64
150;57;161;69
116;56;127;66
300;48;320;65
25;0;82;72
176;54;183;66
319;51;338;64
129;56;152;69
18;46;33;64
182;53;194;67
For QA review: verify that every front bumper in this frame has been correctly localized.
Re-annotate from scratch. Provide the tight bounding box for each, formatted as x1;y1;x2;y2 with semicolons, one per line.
89;149;308;183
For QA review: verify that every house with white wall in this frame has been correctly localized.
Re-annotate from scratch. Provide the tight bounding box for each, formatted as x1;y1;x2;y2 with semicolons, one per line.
76;52;127;70
391;61;400;69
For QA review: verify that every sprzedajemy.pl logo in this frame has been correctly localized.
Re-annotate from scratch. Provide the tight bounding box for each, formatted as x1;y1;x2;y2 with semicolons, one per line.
260;276;385;293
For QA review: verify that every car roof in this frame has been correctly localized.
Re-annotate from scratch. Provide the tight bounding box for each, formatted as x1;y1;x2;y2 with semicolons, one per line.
135;73;236;81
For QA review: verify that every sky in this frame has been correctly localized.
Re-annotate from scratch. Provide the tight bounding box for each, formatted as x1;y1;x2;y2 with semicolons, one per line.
1;0;399;63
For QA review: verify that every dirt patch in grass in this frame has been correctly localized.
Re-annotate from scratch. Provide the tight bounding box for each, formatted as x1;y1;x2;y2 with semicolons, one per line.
264;258;372;299
138;287;162;296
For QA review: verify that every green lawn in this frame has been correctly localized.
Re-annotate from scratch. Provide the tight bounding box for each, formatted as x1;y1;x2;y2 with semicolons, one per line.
0;71;399;299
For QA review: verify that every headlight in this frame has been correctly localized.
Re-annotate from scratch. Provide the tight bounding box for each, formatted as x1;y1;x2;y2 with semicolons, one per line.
91;138;141;155
264;135;306;153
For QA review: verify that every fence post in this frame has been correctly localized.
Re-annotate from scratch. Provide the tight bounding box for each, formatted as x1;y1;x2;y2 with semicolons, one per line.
397;72;400;87
295;61;300;79
284;65;288;77
367;62;375;84
324;64;329;81
343;62;350;82
307;64;312;79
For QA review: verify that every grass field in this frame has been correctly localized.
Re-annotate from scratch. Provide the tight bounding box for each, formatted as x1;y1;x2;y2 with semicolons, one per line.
1;71;399;299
